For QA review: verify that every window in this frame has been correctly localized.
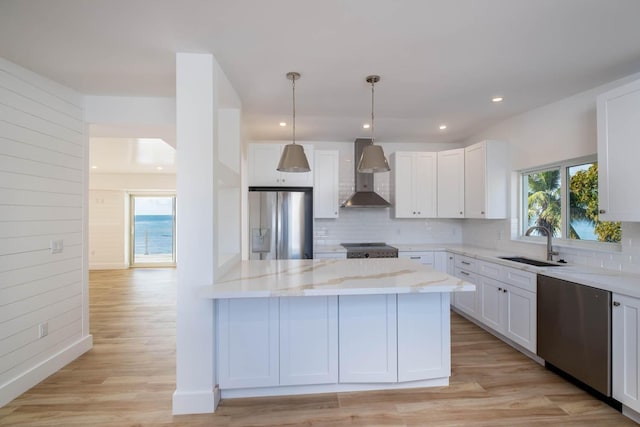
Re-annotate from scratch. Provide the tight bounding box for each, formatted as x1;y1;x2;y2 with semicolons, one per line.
522;159;620;244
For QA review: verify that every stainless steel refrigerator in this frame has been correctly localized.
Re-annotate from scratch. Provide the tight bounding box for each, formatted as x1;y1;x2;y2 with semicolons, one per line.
248;188;313;260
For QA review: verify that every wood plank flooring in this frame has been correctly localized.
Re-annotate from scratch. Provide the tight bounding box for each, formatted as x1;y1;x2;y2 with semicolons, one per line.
0;268;635;426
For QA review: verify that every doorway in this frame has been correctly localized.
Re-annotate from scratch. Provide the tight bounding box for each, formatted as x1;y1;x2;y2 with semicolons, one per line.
130;195;176;266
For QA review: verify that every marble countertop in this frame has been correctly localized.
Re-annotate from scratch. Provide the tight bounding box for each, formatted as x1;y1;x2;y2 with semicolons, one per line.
200;258;475;299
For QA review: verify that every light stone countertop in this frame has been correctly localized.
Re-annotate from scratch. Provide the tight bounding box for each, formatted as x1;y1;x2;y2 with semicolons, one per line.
200;258;475;299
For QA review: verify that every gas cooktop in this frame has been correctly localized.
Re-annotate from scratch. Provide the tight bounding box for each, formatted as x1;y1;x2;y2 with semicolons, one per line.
340;243;398;258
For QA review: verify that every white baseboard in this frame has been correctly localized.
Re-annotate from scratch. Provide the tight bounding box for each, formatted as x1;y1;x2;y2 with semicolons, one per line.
172;386;220;415
0;335;93;407
623;405;640;424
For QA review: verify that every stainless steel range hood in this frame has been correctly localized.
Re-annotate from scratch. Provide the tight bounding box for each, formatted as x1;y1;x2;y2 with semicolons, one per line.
341;139;391;208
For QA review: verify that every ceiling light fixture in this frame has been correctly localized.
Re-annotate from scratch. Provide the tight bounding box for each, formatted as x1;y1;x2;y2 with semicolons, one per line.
91;165;97;169
439;124;447;130
362;123;370;129
358;75;390;173
492;96;504;103
277;72;311;173
279;122;287;127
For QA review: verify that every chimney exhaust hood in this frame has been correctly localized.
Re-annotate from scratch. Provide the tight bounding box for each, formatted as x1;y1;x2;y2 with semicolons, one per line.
341;139;391;208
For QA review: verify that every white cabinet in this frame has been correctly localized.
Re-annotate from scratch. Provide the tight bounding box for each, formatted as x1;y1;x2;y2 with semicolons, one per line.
437;149;465;218
464;141;508;219
279;296;338;385
399;251;435;267
451;255;537;353
478;275;536;353
218;298;279;389
612;293;640;413
392;152;437;218
314;251;346;259
248;143;314;187
452;255;479;317
313;150;340;218
597;79;640;221
434;251;449;273
339;294;397;383
397;293;450;382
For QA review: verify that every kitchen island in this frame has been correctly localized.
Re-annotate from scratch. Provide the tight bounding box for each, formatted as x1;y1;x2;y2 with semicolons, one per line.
200;258;474;399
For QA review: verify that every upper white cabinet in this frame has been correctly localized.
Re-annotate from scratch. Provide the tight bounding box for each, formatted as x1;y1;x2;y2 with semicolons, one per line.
597;79;640;221
248;143;314;187
392;151;437;218
313;150;340;218
612;293;640;413
437;149;465;218
464;141;508;219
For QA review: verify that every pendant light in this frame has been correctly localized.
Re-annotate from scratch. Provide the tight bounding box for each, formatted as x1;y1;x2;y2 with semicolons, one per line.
277;72;311;173
358;75;390;173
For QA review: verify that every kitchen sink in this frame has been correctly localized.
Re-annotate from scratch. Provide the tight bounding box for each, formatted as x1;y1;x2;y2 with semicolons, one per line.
498;256;565;267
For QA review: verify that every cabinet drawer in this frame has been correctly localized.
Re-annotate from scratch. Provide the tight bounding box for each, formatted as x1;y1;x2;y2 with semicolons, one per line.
501;266;536;293
454;255;477;273
399;252;435;265
477;261;501;280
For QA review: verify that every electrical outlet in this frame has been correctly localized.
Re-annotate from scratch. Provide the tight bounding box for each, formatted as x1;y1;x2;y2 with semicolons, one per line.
38;322;48;338
50;240;64;254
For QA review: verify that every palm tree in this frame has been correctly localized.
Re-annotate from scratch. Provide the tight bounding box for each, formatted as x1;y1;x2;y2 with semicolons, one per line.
527;170;561;237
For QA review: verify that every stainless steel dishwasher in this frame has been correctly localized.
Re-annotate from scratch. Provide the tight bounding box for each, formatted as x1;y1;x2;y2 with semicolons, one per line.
537;274;612;397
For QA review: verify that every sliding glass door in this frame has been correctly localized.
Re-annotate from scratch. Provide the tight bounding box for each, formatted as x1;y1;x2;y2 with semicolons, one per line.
130;195;176;266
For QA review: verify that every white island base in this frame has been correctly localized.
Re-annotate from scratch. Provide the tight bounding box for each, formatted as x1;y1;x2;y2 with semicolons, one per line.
203;259;472;400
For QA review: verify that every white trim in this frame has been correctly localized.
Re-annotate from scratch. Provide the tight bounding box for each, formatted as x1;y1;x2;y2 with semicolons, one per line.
172;386;220;415
622;405;640;424
220;377;449;399
0;335;93;407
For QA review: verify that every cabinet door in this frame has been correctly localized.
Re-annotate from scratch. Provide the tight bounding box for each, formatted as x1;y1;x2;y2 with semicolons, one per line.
399;251;435;266
437;149;465;218
597;80;640;221
313;150;339;218
434;251;449;273
478;276;503;332
503;284;536;353
249;144;282;186
339;294;397;383
464;142;486;218
218;298;279;389
393;152;415;217
314;252;347;259
413;152;437;217
279;296;338;385
398;293;450;382
612;293;640;411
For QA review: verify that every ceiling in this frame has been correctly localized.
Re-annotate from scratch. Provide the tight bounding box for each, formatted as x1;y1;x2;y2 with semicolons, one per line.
2;0;640;144
90;138;175;174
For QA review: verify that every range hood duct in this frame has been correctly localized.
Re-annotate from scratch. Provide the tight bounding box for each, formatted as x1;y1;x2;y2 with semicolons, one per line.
341;139;391;208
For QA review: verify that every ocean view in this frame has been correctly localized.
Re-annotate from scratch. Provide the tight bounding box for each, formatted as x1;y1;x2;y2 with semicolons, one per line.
134;214;174;255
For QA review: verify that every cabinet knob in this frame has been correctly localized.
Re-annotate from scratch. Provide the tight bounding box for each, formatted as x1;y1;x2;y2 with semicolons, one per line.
481;211;485;215
459;211;463;215
613;301;621;307
503;289;507;293
498;287;502;292
599;209;606;214
413;211;416;215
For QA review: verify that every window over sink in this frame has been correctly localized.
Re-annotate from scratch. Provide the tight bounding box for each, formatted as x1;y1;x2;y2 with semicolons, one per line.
521;156;621;244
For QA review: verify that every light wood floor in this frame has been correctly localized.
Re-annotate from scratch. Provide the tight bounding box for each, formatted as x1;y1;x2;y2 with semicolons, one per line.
0;268;636;426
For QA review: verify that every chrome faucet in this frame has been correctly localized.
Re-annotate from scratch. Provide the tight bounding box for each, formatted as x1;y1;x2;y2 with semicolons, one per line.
525;226;559;261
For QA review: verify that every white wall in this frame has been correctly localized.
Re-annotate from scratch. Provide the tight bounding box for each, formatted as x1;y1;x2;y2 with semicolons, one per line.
461;71;640;273
0;58;92;406
88;173;176;270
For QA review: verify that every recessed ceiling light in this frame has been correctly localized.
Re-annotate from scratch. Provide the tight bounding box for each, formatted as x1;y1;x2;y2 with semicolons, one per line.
279;122;287;127
439;124;447;130
91;165;97;169
156;166;163;171
362;123;370;129
492;96;504;103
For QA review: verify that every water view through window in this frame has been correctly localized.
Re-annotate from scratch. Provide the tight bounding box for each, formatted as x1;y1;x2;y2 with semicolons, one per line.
131;195;176;265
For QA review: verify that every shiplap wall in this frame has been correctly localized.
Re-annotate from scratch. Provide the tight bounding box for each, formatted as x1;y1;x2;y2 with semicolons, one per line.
88;190;126;269
0;58;91;406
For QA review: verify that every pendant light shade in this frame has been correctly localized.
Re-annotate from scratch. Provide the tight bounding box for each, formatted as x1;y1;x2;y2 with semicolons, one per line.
357;75;390;173
277;72;310;173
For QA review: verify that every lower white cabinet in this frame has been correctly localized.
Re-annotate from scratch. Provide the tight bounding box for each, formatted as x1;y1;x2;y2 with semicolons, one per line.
397;293;450;382
399;251;451;273
280;296;338;385
218;298;279;389
339;294;398;383
314;251;347;259
452;255;537;354
478;277;536;353
612;293;640;413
